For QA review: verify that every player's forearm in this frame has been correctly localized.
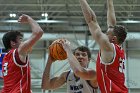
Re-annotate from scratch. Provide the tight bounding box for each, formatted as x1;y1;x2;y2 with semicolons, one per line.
79;0;101;42
68;55;96;80
79;0;97;24
67;51;84;74
28;16;43;38
107;0;116;27
41;60;53;90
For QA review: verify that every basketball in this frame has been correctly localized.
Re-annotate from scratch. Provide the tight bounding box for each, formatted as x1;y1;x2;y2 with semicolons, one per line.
49;39;67;60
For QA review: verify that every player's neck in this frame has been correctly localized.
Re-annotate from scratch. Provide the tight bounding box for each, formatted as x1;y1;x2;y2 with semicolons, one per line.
74;74;80;81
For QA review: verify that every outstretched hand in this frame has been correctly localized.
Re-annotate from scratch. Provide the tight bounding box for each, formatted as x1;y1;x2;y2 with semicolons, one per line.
49;38;71;53
18;14;32;23
61;39;71;53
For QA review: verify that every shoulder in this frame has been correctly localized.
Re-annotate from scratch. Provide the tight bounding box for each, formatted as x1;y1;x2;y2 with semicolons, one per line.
2;49;16;61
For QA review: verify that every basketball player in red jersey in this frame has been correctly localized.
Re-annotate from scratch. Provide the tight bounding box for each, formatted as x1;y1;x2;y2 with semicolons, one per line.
79;0;128;93
1;14;43;93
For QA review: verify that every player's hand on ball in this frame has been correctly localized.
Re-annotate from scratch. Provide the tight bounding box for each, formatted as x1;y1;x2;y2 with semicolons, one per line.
48;50;56;62
49;39;67;60
61;39;71;53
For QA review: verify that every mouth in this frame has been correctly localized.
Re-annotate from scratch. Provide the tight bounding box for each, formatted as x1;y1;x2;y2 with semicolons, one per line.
78;60;83;64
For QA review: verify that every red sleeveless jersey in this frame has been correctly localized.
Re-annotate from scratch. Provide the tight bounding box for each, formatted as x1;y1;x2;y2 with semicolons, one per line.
1;49;31;93
96;44;128;93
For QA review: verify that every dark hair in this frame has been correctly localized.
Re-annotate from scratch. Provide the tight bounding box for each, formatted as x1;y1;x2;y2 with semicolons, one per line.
2;31;23;51
109;25;127;44
73;46;91;59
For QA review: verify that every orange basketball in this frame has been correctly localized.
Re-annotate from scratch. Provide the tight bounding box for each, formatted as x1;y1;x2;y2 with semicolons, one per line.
49;40;67;60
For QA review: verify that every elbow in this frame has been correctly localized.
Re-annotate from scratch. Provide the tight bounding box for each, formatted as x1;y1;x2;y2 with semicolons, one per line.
41;82;47;90
86;19;92;24
41;83;50;90
41;79;51;90
34;29;44;38
41;85;46;90
111;20;116;26
86;16;96;25
108;20;116;27
37;29;44;37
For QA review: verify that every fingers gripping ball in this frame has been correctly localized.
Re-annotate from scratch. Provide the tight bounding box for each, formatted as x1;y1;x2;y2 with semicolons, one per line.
49;41;67;60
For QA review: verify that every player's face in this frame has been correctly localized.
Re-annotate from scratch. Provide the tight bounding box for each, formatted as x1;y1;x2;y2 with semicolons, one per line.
74;50;89;68
15;36;23;48
106;28;115;43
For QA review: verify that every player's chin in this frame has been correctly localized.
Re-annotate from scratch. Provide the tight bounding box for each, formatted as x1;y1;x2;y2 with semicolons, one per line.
79;61;84;66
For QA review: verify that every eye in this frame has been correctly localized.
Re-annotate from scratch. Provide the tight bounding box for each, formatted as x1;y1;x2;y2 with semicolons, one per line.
82;53;87;57
75;53;80;56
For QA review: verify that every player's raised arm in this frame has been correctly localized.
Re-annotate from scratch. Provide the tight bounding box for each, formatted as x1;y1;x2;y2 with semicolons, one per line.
41;46;67;90
62;40;96;81
107;0;116;27
79;0;97;24
18;14;43;56
41;56;67;90
79;0;113;51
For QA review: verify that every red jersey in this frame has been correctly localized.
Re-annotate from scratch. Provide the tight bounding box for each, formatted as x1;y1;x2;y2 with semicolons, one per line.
1;49;31;93
96;44;128;93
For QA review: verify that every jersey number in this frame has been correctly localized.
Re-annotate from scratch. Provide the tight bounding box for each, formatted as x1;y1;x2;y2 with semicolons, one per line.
119;58;125;73
3;62;8;76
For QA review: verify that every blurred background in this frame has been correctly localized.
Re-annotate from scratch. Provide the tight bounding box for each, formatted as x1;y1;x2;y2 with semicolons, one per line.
0;0;140;93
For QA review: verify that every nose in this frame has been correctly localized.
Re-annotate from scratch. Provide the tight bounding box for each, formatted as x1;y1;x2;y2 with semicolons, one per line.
77;57;84;62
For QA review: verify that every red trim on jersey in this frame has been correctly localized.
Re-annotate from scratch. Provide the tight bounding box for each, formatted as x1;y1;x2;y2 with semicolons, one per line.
15;49;27;65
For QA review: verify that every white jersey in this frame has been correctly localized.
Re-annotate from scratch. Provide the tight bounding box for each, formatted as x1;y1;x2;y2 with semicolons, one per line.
66;70;97;93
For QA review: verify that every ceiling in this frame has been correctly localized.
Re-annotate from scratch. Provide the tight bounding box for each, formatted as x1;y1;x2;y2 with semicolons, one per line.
0;0;140;40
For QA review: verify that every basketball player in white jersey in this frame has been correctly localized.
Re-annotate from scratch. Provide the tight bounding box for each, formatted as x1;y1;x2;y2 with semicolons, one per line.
42;40;98;93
